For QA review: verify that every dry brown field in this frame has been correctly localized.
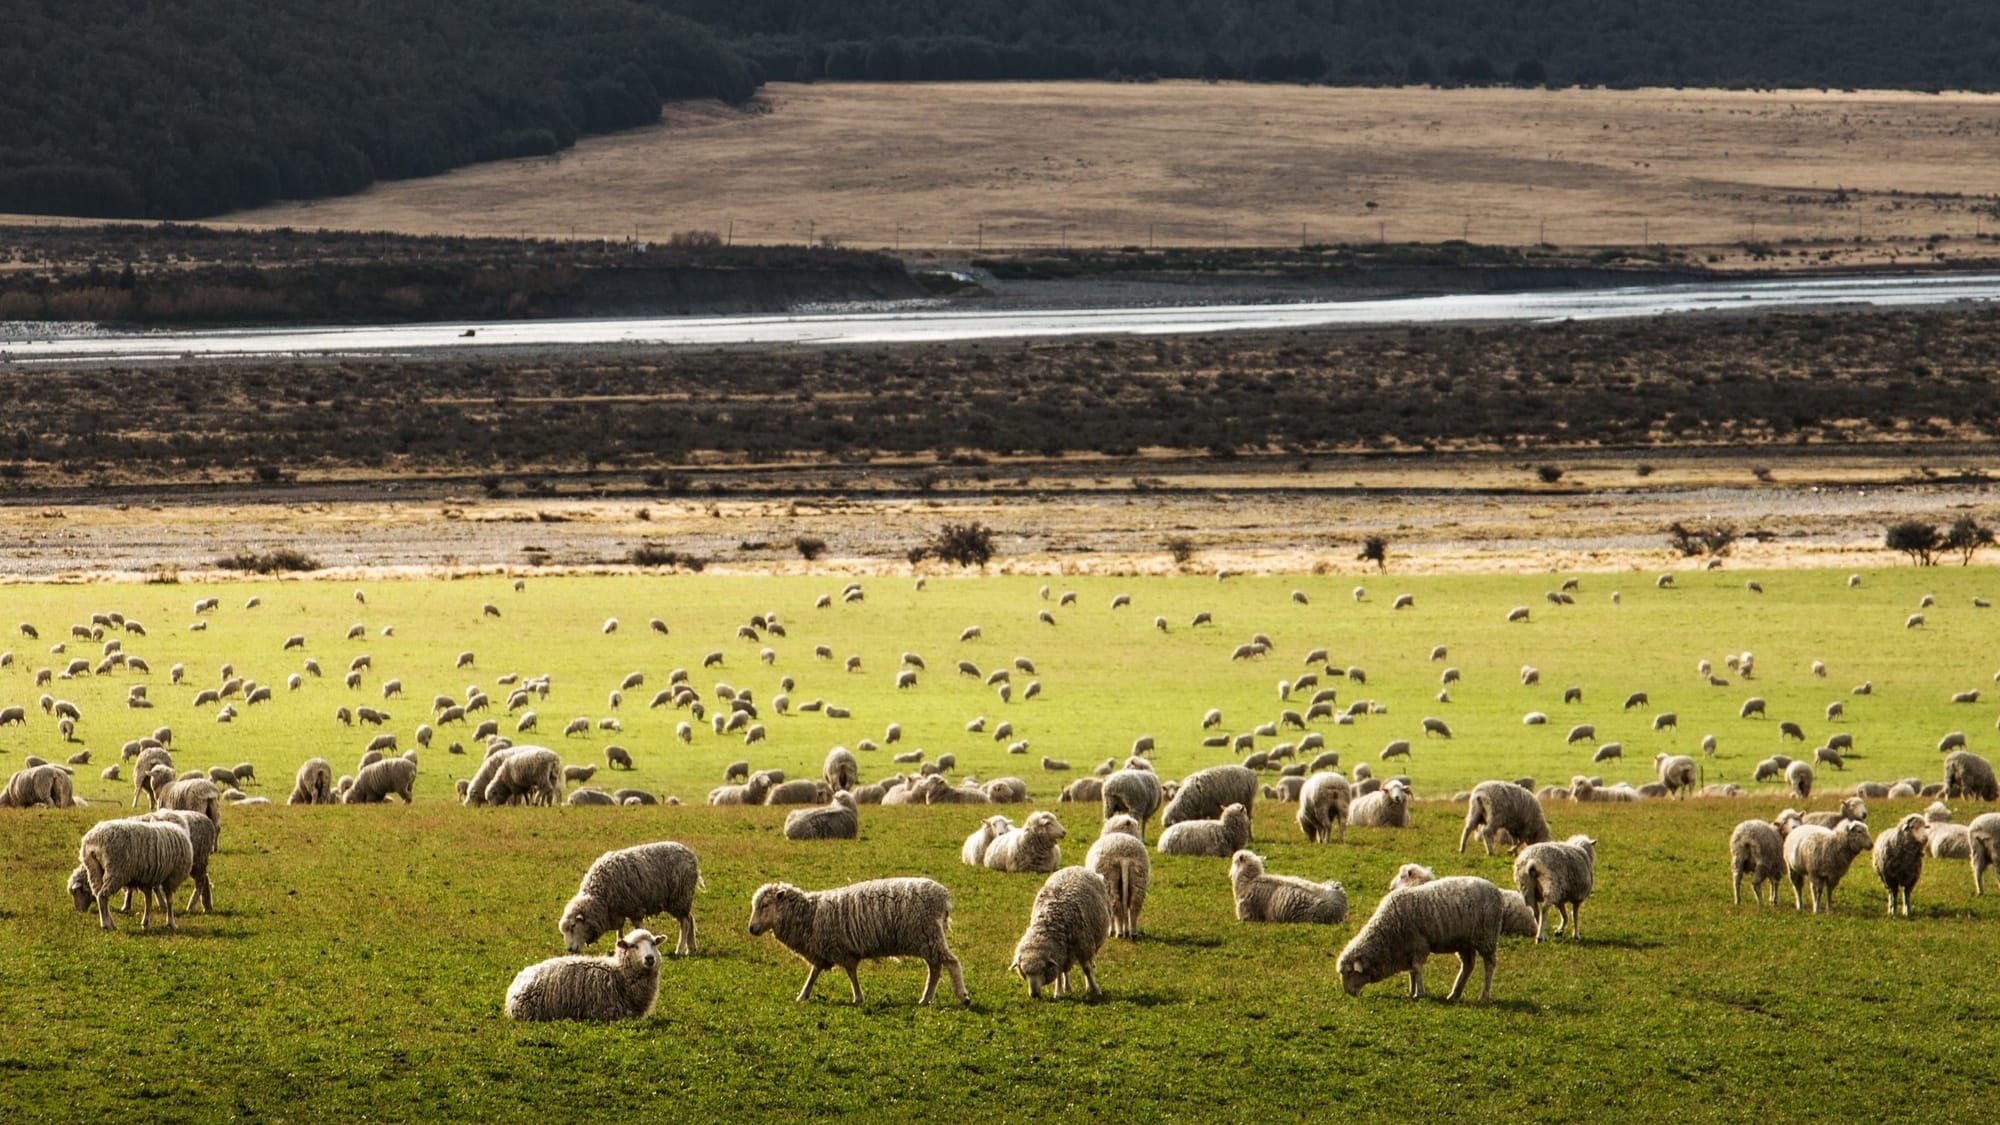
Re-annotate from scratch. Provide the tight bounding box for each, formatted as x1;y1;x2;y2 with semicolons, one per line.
222;82;2000;265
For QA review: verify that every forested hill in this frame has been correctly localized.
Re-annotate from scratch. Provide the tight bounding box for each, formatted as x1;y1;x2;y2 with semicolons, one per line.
657;0;2000;89
0;0;758;220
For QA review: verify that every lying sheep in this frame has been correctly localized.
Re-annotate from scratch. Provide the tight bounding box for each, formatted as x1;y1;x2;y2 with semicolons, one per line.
1157;803;1251;858
748;877;967;1005
1009;867;1113;999
505;929;662;1022
1458;780;1550;855
1086;815;1150;939
72;816;194;932
1337;876;1505;1002
560;841;703;955
344;756;417;804
962;814;1018;867
1230;850;1347;924
1060;777;1105;805
1296;771;1351;843
1729;819;1790;907
984;811;1066;872
1348;781;1412;829
1971;813;2000;894
1800;797;1868;829
1160;764;1257;834
785;792;860;841
1872;814;1930;917
1784;820;1874;913
1513;835;1597;941
765;779;832;806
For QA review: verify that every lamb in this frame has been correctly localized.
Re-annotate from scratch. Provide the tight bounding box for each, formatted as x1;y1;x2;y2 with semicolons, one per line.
1101;767;1164;836
1872;814;1930;917
1783;820;1875;912
785;792;860;841
504;929;662;1022
1159;764;1257;833
1730;819;1789;907
1972;813;2000;894
1348;781;1412;828
1086;815;1150;939
1458;780;1551;855
984;810;1067;872
1655;753;1699;798
747;877;967;1005
1943;751;1999;801
559;840;703;954
1513;835;1597;941
1337;876;1505;1002
567;788;618;806
343;756;417;804
961;814;1018;867
1009;867;1113;999
72;816;194;931
1296;771;1351;843
1229;849;1347;924
1156;803;1251;858
288;758;335;805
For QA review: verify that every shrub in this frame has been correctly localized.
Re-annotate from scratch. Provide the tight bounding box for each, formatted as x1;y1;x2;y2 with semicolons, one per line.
1534;464;1564;484
1943;516;1995;566
917;522;995;569
1885;520;1942;566
1666;521;1739;558
1165;536;1196;566
794;536;827;561
629;543;706;571
215;548;319;574
1358;535;1390;571
145;564;181;585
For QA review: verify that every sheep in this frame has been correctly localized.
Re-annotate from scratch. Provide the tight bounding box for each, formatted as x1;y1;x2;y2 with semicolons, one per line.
135;807;218;914
604;744;633;771
1972;813;2000;894
1872;814;1931;917
1337;876;1505;1002
1041;756;1071;772
982;777;1028;803
1009;867;1113;999
559;841;702;955
1159;764;1256;832
766;779;833;806
1230;850;1347;924
1513;835;1597;941
1566;724;1595;745
72;817;194;931
1591;743;1623;764
1655;753;1699;798
1729;819;1790;907
1060;777;1105;804
1752;757;1788;782
288;758;335;805
1348;781;1412;829
747;877;967;1005
822;747;860;794
786;792;860;841
479;745;563;807
1786;760;1815;801
1086;815;1150;939
1740;697;1767;720
1778;720;1806;742
1458;781;1551;855
962;814;1018;867
344;756;417;803
504;929;662;1022
0;763;75;808
1506;606;1530;623
984;810;1066;872
1421;717;1452;739
1623;692;1648;710
1784;820;1875;912
1381;740;1413;761
1943;751;1998;801
1156;803;1251;858
1101;767;1164;835
1296;771;1351;844
563;764;598;786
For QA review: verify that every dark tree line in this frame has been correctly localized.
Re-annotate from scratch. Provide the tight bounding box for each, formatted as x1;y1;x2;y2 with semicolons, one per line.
0;0;758;220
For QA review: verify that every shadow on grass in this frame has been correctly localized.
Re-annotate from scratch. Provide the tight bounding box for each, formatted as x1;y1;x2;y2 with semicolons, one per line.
1566;935;1665;951
1126;932;1226;950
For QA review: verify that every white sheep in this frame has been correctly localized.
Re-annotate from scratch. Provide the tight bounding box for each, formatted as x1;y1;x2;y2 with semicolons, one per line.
1296;771;1351;843
747;877;967;1005
1729;819;1789;907
961;814;1018;867
1348;781;1412;829
1101;767;1165;837
984;810;1066;872
1229;850;1346;924
1337;876;1505;1002
785;792;860;841
1156;803;1251;858
1872;814;1930;917
1009;866;1113;999
72;817;194;932
505;929;661;1021
1971;813;2000;895
559;840;703;954
1160;764;1257;832
1513;835;1597;941
288;757;335;805
343;756;416;803
1458;781;1549;855
1085;815;1150;939
1783;820;1874;913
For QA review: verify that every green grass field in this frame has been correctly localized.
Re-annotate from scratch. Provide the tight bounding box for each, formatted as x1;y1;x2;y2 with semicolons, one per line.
3;567;1999;1121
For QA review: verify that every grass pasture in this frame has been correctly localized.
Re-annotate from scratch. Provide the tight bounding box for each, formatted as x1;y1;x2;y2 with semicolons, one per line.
4;567;2000;1121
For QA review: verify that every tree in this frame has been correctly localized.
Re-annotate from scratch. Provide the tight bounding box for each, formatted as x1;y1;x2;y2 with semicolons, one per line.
919;522;995;569
1885;520;1942;566
1358;535;1390;572
1942;516;1995;566
1666;520;1738;558
793;536;827;561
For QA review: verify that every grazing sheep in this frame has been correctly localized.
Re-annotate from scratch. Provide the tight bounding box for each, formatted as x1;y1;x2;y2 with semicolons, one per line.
1297;771;1352;844
1381;740;1413;761
558;841;702;956
747;878;967;1005
0;763;75;808
288;758;335;806
1513;835;1597;941
1729;819;1789;907
1591;743;1623;764
1009;867;1113;999
1230;850;1347;924
1566;724;1595;745
1421;717;1452;739
1348;781;1413;829
1337;876;1505;1002
1740;697;1767;719
1872;814;1931;917
563;764;598;787
1159;764;1256;832
136;807;218;914
1157;803;1251;858
1060;776;1105;804
1967;813;2000;894
1458;781;1551;855
1623;692;1648;711
1784;820;1875;912
1753;757;1788;783
504;929;662;1022
1506;606;1529;623
344;756;417;804
1778;720;1806;742
1786;760;1815;801
72;817;194;932
766;779;833;806
1655;753;1699;798
1086;815;1150;939
1944;751;1999;801
1939;731;1969;754
985;811;1067;872
785;792;860;841
478;746;563;807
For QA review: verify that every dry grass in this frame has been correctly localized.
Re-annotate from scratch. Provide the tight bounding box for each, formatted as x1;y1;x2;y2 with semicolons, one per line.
221;82;2000;265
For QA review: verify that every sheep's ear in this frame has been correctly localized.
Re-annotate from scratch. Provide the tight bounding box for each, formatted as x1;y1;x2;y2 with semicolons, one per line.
616;936;631;951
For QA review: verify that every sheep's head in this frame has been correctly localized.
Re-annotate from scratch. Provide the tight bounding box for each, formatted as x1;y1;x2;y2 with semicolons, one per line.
1387;863;1435;891
1841;797;1868;822
1838;820;1873;853
559;893;608;953
1336;949;1386;997
66;865;94;911
1101;814;1142;840
616;929;659;973
1899;814;1931;845
747;883;803;936
1009;951;1062;998
1229;849;1264;884
1927;802;1954;823
1028;812;1065;839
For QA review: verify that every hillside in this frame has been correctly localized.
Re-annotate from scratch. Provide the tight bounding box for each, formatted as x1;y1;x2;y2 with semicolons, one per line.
0;0;757;220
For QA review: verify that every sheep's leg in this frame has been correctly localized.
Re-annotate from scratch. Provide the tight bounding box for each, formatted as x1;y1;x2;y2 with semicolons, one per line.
1457;815;1477;854
842;964;864;1005
917;960;941;1005
795;965;823;1002
1731;870;1743;907
1406;960;1427;999
119;886;135;913
137;885;154;929
160;886;178;932
1531;903;1547;943
1569;902;1581;940
1444;951;1476;1003
96;890;115;932
1079;959;1102;999
942;956;967;1004
1790;875;1805;912
678;914;696;956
